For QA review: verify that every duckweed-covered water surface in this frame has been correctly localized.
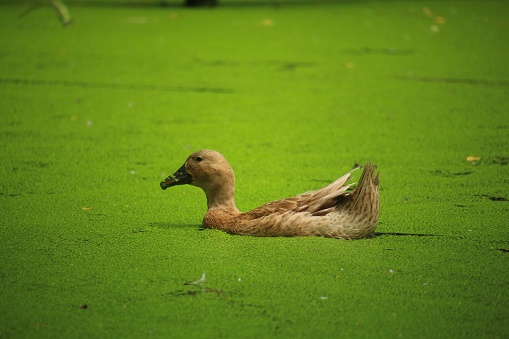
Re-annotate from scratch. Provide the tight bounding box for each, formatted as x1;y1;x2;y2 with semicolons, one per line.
1;0;508;337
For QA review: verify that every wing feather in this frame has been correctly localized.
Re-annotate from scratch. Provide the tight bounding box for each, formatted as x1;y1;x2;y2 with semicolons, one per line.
244;168;357;219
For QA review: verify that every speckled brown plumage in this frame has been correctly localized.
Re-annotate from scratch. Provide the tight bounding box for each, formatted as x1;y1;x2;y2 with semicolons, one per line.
160;150;380;239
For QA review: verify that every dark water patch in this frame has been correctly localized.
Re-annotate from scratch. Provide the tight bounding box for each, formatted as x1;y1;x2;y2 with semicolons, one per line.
454;204;466;208
345;47;416;56
376;232;440;237
0;191;55;197
430;169;473;177
168;290;201;297
262;60;317;70
488;196;508;202
489;156;509;166
0;192;21;197
496;248;509;253
477;194;508;202
397;75;509;87
168;287;224;297
132;228;149;233
452;171;473;176
0;78;234;94
196;59;316;71
279;62;316;71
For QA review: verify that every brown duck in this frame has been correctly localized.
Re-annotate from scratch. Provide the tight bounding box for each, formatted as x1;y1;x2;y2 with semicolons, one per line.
160;150;380;239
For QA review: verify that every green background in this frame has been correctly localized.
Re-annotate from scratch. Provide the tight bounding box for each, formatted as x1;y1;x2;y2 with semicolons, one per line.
1;0;508;337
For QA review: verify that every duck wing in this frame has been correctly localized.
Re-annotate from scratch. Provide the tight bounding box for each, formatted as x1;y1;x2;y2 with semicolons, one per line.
244;168;357;219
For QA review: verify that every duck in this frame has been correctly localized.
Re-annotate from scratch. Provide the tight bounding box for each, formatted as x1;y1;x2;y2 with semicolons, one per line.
160;150;380;239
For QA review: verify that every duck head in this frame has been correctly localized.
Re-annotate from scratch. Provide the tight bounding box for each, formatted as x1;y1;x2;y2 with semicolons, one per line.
160;150;236;193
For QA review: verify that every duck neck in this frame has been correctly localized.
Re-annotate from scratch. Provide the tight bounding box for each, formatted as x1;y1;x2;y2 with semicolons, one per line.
204;184;239;214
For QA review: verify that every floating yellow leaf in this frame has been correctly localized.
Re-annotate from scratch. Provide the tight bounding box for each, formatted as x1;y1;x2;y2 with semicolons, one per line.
260;18;274;27
435;16;445;24
422;7;433;17
466;156;481;162
81;207;93;211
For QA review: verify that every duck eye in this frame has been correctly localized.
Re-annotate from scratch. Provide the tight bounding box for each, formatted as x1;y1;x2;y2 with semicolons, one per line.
196;156;203;163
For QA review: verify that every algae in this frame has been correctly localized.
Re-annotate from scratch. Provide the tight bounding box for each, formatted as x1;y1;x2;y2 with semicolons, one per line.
1;0;508;338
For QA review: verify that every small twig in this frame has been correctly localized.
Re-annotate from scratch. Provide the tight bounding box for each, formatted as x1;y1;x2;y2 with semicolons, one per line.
184;272;207;293
19;0;72;27
184;272;206;286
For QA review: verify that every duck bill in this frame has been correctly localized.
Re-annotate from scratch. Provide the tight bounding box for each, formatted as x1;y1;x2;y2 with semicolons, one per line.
160;164;192;190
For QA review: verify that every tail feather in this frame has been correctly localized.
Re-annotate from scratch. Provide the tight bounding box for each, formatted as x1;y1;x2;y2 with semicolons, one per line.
350;162;379;204
335;162;380;238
